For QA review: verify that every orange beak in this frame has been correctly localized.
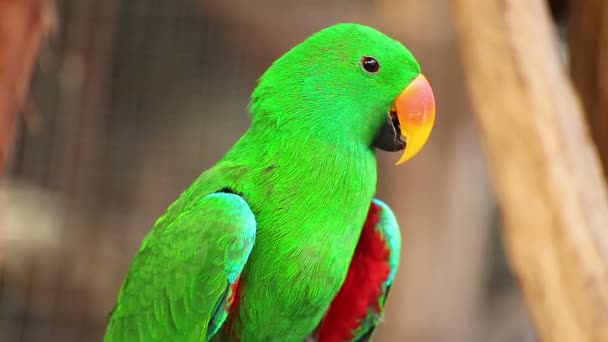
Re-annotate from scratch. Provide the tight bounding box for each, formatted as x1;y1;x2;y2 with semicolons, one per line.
394;73;436;165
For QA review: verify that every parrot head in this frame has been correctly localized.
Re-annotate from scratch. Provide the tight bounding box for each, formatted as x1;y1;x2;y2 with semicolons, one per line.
250;23;436;164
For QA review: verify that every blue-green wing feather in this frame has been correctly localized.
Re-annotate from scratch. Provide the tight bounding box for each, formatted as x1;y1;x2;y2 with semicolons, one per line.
104;192;256;342
372;198;401;286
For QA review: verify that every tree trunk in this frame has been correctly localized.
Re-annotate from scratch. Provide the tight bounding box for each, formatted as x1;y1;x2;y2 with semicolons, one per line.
569;0;608;175
452;0;608;341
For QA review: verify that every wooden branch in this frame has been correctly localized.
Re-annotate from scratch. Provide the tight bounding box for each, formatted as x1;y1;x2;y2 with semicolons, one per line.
452;0;608;341
0;0;55;172
569;0;608;175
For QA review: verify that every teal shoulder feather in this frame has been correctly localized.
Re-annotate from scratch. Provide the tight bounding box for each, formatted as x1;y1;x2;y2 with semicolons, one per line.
371;198;401;286
104;192;256;342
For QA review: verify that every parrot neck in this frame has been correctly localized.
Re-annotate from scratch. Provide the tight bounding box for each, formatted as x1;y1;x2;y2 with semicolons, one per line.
238;118;377;173
222;117;378;239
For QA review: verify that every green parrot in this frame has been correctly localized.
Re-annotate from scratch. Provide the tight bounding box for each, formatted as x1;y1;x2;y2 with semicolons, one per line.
104;23;436;342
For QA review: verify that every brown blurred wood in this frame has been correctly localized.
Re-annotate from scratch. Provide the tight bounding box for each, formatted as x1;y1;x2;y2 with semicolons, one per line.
0;0;55;173
452;0;608;341
569;0;608;174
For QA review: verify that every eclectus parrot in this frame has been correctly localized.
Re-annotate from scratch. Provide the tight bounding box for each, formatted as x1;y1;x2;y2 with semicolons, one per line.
105;23;436;342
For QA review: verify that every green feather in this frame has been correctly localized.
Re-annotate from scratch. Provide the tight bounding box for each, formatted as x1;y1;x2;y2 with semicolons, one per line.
105;193;255;341
106;23;421;341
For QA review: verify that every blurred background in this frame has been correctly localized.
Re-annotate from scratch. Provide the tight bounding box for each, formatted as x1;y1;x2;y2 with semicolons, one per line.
0;0;589;341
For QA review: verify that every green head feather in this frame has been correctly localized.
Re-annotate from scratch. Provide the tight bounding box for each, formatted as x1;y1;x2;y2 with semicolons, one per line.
250;23;421;146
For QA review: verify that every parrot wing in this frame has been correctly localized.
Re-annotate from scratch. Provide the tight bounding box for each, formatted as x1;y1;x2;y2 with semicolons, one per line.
317;198;401;342
104;191;256;342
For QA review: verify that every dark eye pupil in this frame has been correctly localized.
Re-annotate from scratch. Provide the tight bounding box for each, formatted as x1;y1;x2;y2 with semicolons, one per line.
362;57;379;73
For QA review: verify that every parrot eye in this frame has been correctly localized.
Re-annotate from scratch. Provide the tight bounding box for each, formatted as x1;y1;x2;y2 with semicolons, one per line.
361;56;380;73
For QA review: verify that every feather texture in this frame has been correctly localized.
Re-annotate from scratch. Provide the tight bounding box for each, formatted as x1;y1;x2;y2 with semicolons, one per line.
105;23;421;341
104;193;256;342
